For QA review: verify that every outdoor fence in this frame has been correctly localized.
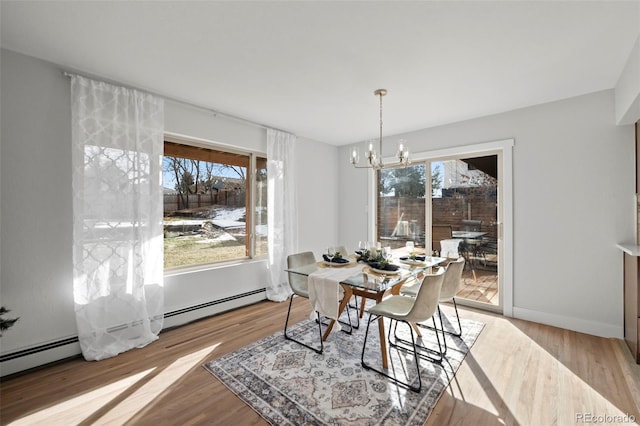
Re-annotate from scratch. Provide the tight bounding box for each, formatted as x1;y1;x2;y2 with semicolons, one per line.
378;186;498;247
164;191;246;213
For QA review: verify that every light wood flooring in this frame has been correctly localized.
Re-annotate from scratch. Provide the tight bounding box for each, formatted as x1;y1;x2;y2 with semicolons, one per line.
1;299;639;425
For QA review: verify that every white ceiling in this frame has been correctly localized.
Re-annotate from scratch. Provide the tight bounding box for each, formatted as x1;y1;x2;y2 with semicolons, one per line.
1;1;639;145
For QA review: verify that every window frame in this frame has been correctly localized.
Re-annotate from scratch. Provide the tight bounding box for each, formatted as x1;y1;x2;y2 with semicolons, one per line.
162;134;267;271
368;139;514;316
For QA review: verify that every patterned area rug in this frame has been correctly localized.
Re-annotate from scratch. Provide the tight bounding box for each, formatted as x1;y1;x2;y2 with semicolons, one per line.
203;306;484;425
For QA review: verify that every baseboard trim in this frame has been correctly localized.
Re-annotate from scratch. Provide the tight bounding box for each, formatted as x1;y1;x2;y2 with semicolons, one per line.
1;289;267;377
512;307;623;339
164;288;266;318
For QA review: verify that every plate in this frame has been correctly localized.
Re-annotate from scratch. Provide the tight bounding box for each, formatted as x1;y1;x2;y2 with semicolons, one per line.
399;258;426;266
370;266;401;275
323;259;352;267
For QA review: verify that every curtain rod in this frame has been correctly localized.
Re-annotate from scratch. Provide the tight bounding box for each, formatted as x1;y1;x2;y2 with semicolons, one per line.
62;70;291;135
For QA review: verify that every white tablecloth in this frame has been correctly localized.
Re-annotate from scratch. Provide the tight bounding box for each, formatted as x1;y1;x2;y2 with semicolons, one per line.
308;263;363;330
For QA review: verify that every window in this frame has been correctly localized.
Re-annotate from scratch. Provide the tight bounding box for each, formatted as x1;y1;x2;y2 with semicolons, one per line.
162;138;267;269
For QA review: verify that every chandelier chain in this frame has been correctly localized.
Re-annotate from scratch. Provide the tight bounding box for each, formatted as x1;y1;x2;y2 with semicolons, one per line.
379;90;383;158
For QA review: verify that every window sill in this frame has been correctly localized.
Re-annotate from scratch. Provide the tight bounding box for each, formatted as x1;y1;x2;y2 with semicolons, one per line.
163;256;268;277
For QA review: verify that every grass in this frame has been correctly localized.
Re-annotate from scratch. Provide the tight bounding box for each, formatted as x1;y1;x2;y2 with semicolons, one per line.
164;235;268;269
164;236;247;269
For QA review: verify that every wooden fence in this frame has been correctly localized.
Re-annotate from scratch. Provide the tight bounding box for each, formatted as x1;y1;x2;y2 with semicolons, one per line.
164;191;246;213
377;185;498;248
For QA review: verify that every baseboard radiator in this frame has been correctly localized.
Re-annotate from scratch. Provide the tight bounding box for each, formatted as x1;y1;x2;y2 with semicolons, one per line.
0;288;266;378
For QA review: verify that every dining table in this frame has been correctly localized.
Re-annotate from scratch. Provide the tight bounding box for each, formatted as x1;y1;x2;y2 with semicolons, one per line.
452;230;487;239
286;250;446;368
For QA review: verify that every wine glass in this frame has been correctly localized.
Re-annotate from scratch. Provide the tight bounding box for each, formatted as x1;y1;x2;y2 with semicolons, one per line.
326;247;335;266
405;241;415;258
382;246;392;262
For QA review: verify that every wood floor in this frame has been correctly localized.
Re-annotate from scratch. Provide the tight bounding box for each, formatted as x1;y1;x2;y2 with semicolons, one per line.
458;268;499;306
1;299;639;426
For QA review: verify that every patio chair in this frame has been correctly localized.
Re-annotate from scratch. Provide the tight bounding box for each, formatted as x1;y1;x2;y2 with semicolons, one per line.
461;219;482;232
477;236;498;269
361;268;445;392
459;220;482;278
431;224;453;256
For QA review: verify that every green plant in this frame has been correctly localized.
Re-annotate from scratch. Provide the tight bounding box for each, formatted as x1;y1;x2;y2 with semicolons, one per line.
0;307;19;337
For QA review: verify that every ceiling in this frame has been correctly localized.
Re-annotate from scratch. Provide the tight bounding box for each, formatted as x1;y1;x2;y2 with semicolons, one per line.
1;1;638;146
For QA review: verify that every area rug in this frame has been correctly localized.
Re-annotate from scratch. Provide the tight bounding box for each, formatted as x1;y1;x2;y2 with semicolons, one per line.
203;308;484;425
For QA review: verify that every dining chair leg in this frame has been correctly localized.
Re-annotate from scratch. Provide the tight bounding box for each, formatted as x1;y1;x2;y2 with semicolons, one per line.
431;315;444;361
451;298;463;337
361;314;422;392
284;294;323;354
349;294;360;311
349;296;361;329
433;300;462;336
333;294;358;333
419;299;463;340
436;306;449;354
390;316;444;363
340;302;356;334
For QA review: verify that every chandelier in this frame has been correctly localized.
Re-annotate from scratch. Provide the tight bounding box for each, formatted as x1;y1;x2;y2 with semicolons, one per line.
350;89;410;169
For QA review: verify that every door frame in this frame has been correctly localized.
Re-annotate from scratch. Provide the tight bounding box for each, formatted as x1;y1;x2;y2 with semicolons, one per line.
367;138;514;316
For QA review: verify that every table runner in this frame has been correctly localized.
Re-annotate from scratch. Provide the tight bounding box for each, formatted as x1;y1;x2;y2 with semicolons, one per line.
307;263;363;328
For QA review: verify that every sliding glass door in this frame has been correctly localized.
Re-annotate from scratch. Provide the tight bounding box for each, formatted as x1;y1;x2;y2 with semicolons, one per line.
376;152;502;312
430;154;500;309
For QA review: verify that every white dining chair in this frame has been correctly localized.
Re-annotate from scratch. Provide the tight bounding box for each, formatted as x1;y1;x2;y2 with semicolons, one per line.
284;251;324;354
401;257;465;354
360;268;445;392
435;257;466;337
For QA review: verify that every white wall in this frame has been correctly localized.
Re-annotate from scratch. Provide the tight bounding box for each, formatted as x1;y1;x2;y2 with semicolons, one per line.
340;90;635;338
1;49;77;363
615;34;640;125
0;49;340;376
295;137;341;256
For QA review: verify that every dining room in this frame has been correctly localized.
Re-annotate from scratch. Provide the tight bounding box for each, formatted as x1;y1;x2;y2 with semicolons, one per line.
1;1;639;424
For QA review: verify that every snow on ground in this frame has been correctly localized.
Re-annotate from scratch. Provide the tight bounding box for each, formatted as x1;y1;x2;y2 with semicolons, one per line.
212;207;244;222
165;207;245;229
165;206;267;241
203;207;267;236
195;233;237;244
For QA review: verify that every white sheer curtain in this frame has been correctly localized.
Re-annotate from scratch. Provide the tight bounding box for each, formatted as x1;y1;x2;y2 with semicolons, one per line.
267;129;298;302
71;75;164;361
